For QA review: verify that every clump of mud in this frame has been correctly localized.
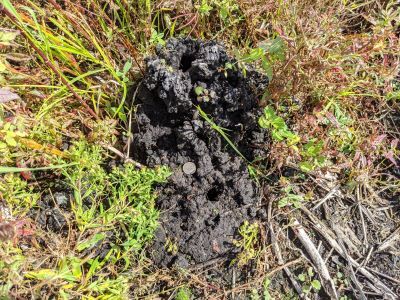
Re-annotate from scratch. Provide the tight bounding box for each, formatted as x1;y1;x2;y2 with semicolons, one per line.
132;38;269;267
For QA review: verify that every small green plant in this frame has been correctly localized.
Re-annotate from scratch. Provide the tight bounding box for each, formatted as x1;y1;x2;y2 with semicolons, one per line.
149;29;166;46
333;270;350;291
0;120;26;149
165;238;179;255
258;106;300;145
298;267;321;295
194;86;211;102
22;141;171;298
196;0;213;17
175;286;192;300
263;278;272;300
278;185;305;209
239;37;286;79
215;0;241;23
0;173;39;216
250;289;261;300
232;221;259;267
258;107;328;172
0;245;26;297
299;139;326;172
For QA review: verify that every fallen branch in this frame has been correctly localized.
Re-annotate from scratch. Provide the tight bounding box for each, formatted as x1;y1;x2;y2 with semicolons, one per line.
291;219;339;299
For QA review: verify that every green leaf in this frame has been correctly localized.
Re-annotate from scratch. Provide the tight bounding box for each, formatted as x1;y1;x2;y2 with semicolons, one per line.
0;30;19;45
278;198;289;208
219;7;228;20
194;86;204;96
176;286;191;300
263;278;272;300
26;269;58;280
225;62;233;70
271;116;286;130
69;257;82;279
261;57;273;80
298;273;306;282
299;161;314;172
77;233;107;251
260;37;286;61
302;284;312;293
303;140;324;157
118;111;127;122
311;279;321;290
197;0;213;15
0;59;6;73
272;130;285;141
258;107;274;128
123;60;132;74
5;135;17;147
244;48;265;63
86;258;101;279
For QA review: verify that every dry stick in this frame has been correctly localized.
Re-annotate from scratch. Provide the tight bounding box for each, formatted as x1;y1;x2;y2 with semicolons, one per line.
365;266;400;285
100;143;144;169
332;224;368;300
291;219;339;300
1;5;99;120
267;201;305;299
377;226;400;252
312;184;340;210
331;218;362;258
301;207;397;299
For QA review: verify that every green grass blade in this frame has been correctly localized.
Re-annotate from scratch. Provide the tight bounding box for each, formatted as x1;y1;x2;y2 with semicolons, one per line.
0;163;78;174
196;105;249;162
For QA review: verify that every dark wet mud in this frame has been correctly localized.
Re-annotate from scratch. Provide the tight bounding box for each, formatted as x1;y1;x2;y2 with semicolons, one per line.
131;38;269;267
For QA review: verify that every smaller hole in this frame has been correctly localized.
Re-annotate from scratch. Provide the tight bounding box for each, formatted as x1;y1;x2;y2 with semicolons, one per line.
180;54;194;72
212;215;220;226
207;187;222;202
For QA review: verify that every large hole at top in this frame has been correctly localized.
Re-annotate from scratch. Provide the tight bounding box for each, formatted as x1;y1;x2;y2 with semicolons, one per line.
207;186;223;202
180;54;194;72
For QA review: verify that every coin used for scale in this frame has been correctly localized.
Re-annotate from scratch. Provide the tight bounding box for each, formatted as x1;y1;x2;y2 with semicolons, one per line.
182;162;196;175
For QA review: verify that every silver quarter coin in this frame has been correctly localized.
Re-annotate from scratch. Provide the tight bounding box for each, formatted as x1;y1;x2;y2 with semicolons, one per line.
182;162;196;175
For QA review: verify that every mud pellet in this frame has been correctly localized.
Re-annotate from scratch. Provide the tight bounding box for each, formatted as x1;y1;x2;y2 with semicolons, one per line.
182;162;196;175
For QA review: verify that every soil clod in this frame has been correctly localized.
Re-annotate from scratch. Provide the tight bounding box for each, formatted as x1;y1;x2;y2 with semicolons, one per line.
132;38;269;267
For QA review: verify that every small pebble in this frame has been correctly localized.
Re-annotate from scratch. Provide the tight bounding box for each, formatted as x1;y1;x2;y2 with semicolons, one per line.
182;162;196;175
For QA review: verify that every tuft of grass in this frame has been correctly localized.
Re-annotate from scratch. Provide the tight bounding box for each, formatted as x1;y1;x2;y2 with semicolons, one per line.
0;141;170;298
